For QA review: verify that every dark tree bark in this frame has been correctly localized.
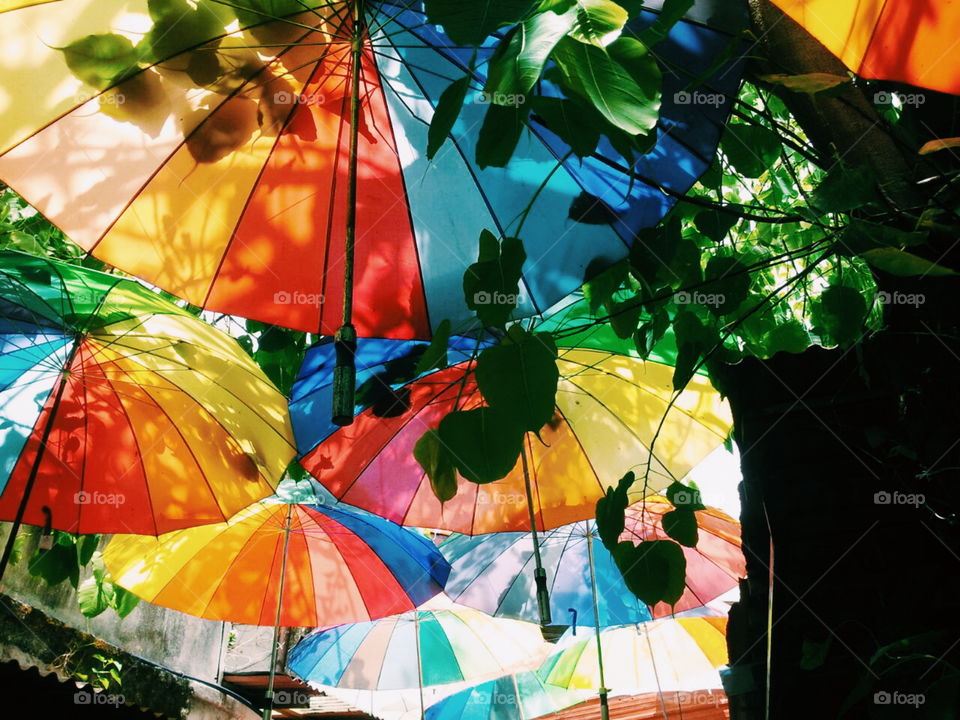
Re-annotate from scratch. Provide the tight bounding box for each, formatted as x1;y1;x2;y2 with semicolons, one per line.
720;3;960;717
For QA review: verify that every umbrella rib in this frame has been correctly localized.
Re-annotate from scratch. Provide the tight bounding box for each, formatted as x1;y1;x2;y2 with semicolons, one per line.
373;37;512;243
557;378;678;485
95;333;296;453
316;46;351;314
327;367;470;509
364;42;433;333
3;4;349;153
84;24;325;261
94;354;167;535
559;349;726;432
195;504;279;620
451;534;524;610
103;354;245;528
200;40;344;311
319;504;439;603
305;509;379;623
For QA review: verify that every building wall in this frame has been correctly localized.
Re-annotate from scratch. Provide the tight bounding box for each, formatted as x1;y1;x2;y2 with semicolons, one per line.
0;528;226;683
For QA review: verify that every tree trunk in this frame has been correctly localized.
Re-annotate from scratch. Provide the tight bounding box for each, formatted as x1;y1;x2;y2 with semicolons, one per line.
721;3;960;717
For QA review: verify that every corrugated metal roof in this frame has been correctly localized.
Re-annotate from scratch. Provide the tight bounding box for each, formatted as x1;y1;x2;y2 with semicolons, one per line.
534;690;729;720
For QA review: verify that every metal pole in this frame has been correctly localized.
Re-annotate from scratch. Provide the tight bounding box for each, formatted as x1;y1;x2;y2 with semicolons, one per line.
332;0;365;426
587;533;609;720
414;610;425;720
263;504;294;720
520;442;551;626
0;337;80;582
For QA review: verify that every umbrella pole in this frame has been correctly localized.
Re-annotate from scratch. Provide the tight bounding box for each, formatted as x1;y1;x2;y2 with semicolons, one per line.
332;0;366;427
521;443;551;626
586;533;609;720
263;505;294;720
0;338;79;583
414;610;425;720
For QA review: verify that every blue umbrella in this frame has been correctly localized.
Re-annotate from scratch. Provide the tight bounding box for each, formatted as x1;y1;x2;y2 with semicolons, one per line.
440;501;744;627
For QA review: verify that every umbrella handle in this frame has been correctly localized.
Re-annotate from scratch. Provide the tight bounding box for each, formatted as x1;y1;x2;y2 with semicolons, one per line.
599;689;610;720
332;324;357;426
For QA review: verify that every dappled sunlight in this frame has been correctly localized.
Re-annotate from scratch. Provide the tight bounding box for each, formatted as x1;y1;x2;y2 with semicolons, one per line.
0;252;294;535
304;346;732;535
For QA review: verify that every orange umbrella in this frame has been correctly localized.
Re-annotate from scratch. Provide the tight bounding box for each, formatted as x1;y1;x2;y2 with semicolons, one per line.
770;0;960;95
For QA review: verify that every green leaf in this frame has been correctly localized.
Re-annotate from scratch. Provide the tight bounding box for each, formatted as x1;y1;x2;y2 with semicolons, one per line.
438;407;525;484
78;576;115;618
414;320;453;375
614;539;686;606
583;258;628;313
693;207;739;243
529;96;602;157
608;296;643;339
595;471;635;550
475;328;559;432
704;255;751;315
486;10;575;97
569;0;628;47
77;534;100;566
799;636;832;670
476;103;528;168
860;247;956;277
28;543;78;587
60;34;140;90
414;429;459;502
665;480;705;510
662;509;698;547
761;320;811;357
635;0;693;47
630;218;697;290
837;218;928;256
672;311;711;391
428;76;471;160
463;231;527;328
811;284;868;348
139;0;228;64
721;122;781;178
568;191;620;225
425;0;539;46
807;165;878;214
634;309;670;359
551;36;660;136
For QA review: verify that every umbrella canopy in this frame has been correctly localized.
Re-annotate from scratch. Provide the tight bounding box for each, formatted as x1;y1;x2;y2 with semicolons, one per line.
103;499;449;626
769;0;960;94
0;1;745;338
0;250;293;535
287;598;552;691
539;618;729;695
292;334;731;534
425;671;593;720
441;498;745;626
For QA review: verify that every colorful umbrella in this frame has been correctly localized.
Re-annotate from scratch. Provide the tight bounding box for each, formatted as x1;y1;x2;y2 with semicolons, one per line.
441;498;745;627
539;618;729;696
106;497;448;719
425;671;593;720
293;337;732;535
287;599;552;693
769;0;960;94
103;499;448;627
0;250;293;576
0;1;746;340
